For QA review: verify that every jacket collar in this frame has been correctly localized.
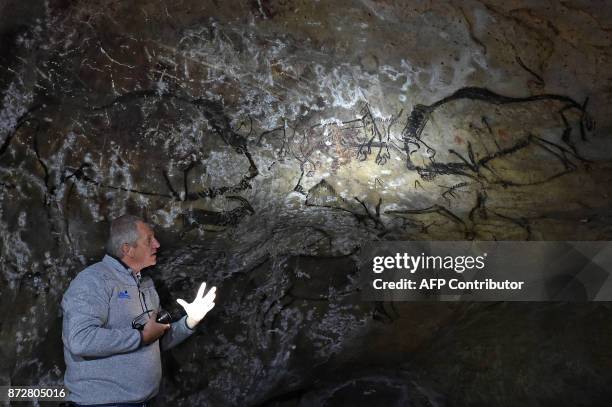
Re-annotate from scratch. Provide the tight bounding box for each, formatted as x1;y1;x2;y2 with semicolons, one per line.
103;254;134;275
102;254;143;285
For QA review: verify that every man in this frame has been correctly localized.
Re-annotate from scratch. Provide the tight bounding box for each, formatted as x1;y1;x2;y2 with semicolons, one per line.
61;215;216;406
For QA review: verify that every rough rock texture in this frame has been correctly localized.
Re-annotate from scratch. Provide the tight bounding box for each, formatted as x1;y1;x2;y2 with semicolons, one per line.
1;0;612;405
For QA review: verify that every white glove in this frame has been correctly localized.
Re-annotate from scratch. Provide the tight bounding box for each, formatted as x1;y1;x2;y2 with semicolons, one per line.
177;282;216;329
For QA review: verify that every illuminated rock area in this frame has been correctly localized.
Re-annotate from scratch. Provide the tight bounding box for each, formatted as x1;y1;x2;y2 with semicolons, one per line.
1;0;612;405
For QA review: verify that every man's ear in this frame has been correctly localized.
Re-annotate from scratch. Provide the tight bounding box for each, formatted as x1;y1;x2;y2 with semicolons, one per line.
121;243;133;258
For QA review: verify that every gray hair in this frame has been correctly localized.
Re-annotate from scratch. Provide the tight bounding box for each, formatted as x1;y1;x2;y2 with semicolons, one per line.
106;215;145;258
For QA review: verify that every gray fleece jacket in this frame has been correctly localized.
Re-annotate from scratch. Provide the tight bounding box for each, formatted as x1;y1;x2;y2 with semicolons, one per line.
61;255;194;404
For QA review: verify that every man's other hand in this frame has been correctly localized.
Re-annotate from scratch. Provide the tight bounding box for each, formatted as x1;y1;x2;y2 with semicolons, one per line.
141;311;170;345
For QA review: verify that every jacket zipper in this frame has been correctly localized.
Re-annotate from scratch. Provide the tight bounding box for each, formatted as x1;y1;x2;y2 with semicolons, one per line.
133;274;147;314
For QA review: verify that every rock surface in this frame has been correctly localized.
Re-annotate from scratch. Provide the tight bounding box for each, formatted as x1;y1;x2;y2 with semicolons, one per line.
1;0;612;405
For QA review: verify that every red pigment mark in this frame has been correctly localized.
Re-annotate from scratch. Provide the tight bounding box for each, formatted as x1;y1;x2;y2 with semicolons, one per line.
497;129;511;142
454;134;464;145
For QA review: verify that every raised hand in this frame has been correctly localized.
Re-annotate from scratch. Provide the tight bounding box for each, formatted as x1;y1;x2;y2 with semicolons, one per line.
176;282;216;329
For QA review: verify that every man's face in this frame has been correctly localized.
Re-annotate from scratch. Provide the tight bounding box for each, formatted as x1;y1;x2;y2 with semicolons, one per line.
125;221;160;271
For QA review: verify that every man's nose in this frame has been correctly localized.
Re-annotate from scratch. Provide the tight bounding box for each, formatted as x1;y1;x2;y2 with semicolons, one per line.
153;238;160;249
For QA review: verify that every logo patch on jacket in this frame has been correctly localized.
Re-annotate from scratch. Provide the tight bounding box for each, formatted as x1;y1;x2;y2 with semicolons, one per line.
118;290;131;299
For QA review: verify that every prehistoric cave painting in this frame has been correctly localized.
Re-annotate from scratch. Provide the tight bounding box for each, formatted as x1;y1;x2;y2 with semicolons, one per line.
51;91;261;229
188;195;255;227
515;56;545;88
401;86;594;182
0;74;597;240
351;103;403;166
385;190;532;241
289;86;595;240
253;87;592;195
305;179;387;236
274;103;404;195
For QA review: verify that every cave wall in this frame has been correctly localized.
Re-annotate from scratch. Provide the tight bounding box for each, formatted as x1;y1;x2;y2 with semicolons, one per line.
1;0;612;405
